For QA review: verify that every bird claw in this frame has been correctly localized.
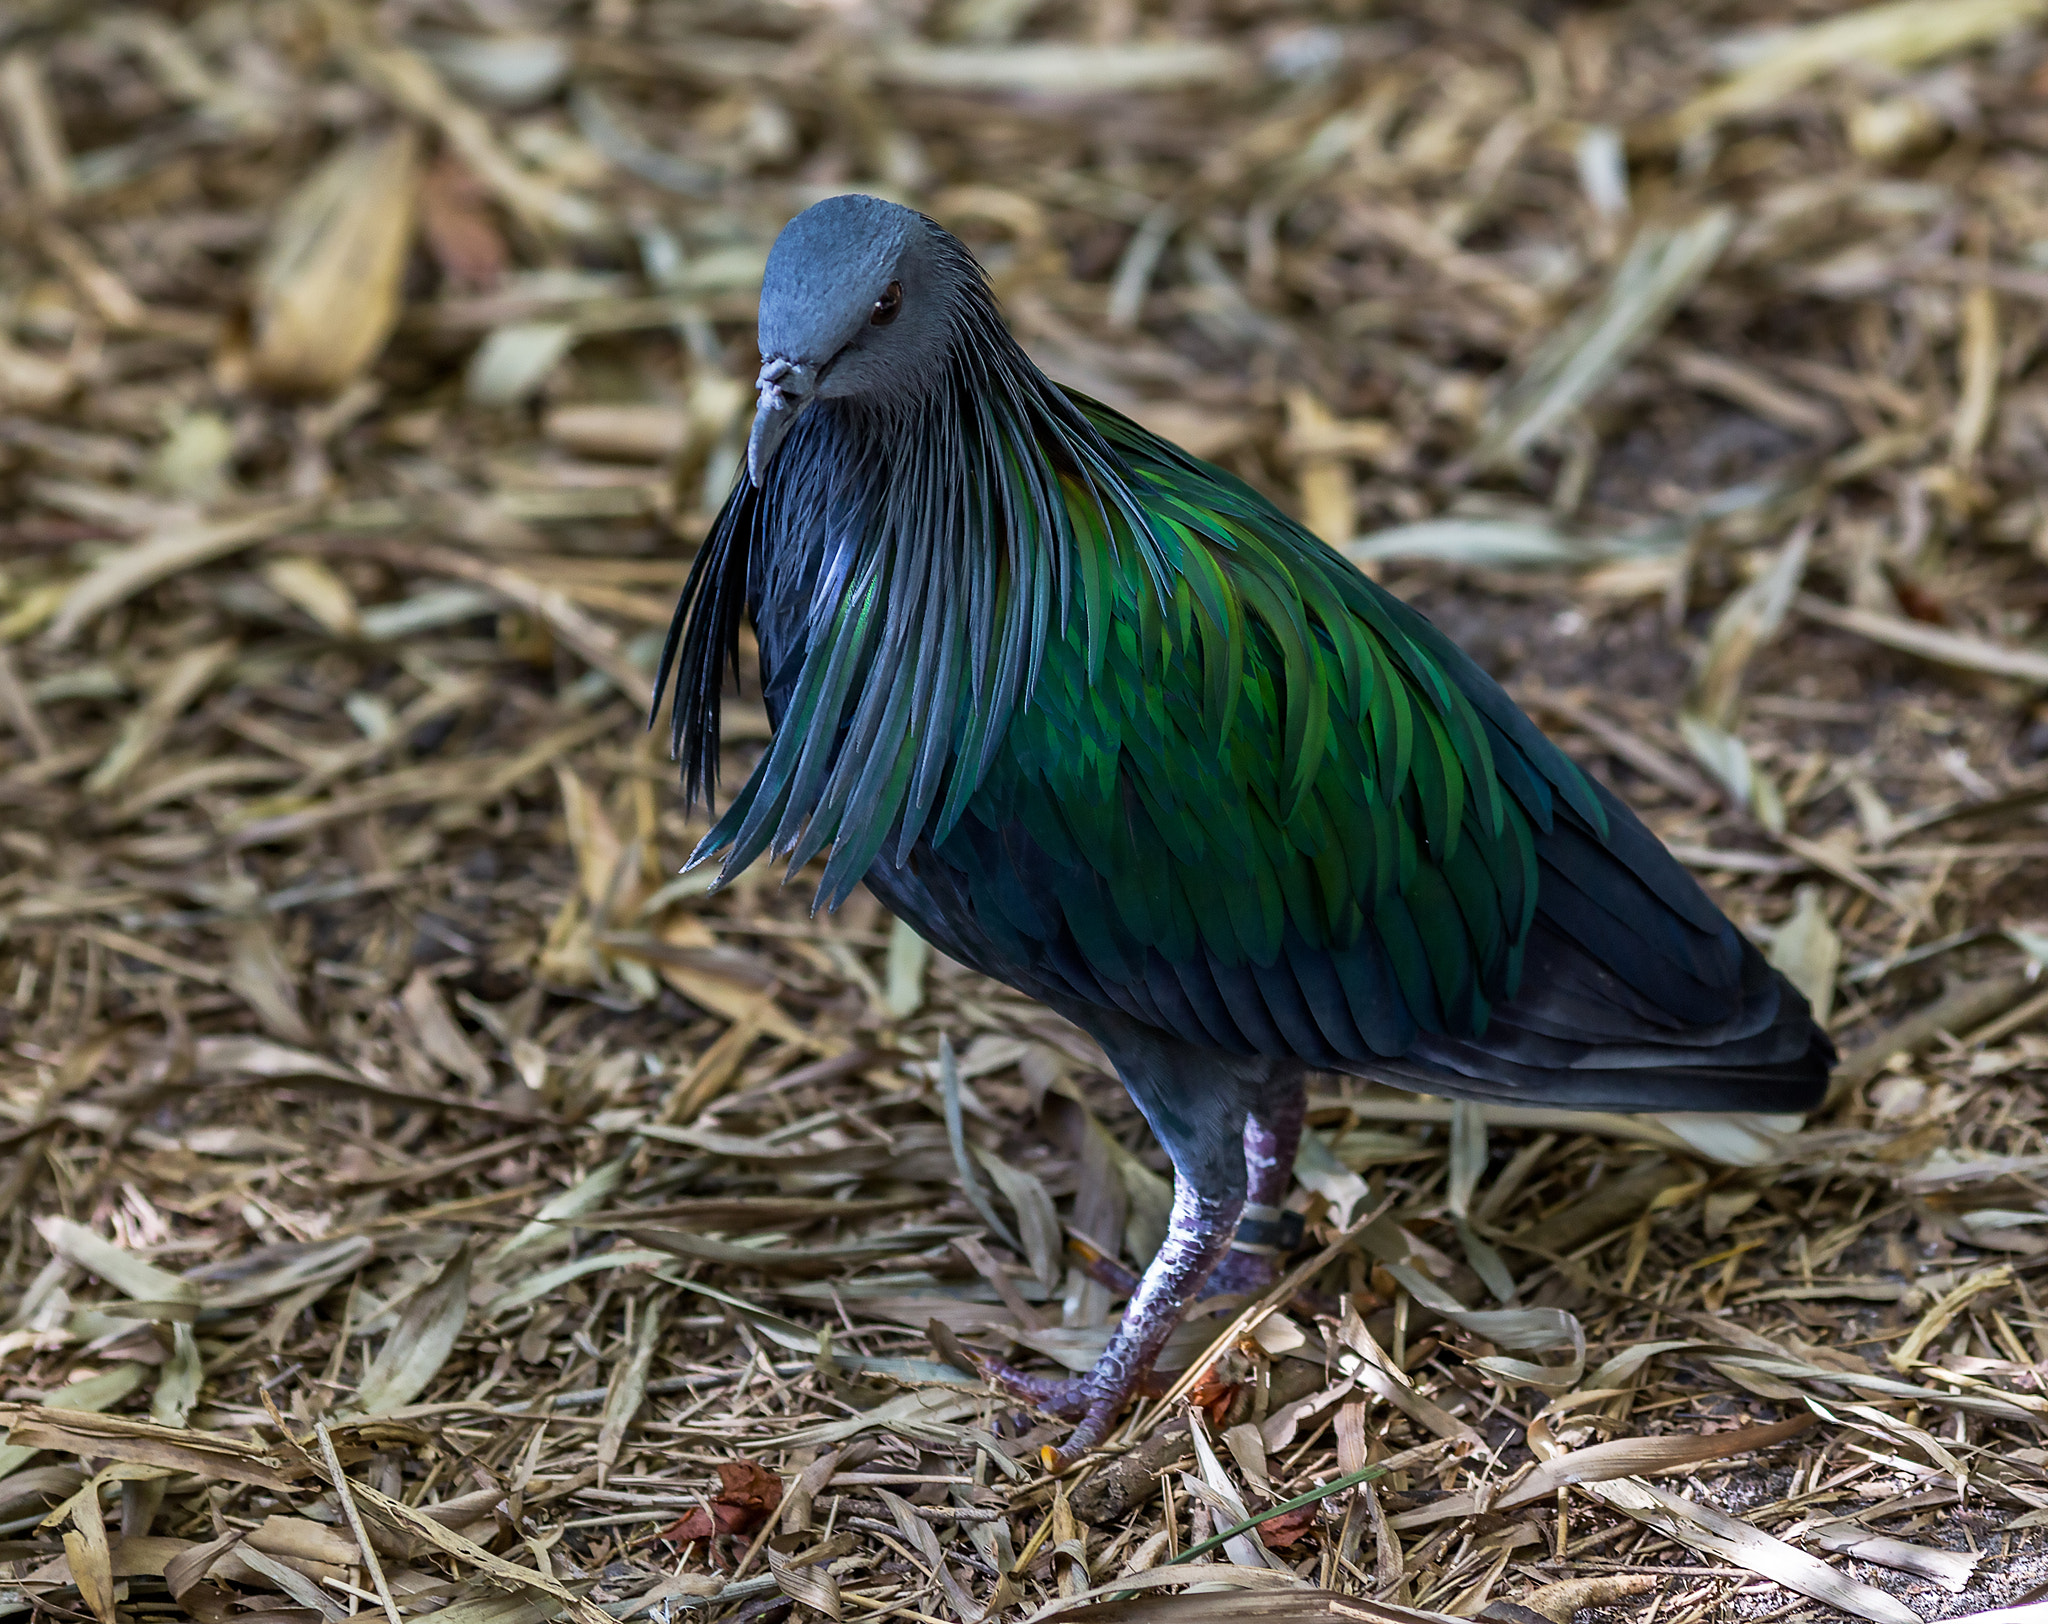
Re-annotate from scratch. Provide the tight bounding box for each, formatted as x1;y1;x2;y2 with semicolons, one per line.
967;1352;1145;1468
1039;1396;1121;1471
967;1351;1092;1419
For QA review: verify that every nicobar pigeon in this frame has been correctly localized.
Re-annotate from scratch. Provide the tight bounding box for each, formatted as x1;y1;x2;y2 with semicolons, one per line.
655;194;1833;1467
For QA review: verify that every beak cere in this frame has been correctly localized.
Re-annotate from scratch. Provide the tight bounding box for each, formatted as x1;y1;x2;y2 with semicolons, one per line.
747;357;816;487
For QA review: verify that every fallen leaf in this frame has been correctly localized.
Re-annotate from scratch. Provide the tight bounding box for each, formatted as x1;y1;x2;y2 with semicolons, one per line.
662;1459;785;1543
418;153;506;291
1255;1506;1319;1550
244;126;420;398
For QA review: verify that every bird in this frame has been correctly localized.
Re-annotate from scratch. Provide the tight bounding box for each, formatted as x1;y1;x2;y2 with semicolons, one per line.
654;193;1833;1469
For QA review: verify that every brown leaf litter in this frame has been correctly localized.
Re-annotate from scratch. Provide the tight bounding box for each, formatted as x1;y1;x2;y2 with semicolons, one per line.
5;2;2048;1624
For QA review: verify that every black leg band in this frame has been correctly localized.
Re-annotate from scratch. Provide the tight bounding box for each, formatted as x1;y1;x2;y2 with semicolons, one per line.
1230;1203;1304;1255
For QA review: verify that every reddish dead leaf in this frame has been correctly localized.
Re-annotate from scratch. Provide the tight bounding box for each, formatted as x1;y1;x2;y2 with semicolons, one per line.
1256;1505;1319;1549
1885;567;1950;625
1185;1365;1241;1430
661;1460;784;1543
419;154;507;292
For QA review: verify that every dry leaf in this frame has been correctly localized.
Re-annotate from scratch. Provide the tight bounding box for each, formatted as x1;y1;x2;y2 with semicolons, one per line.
401;971;494;1091
245;126;420;397
228;917;314;1045
418;153;510;291
1570;1473;1917;1624
34;1217;201;1319
261;556;361;638
65;1481;118;1624
974;1143;1065;1292
1390;1415;1814;1528
661;1460;784;1542
0;1408;297;1491
768;1542;843;1621
353;1243;473;1416
1768;885;1841;1025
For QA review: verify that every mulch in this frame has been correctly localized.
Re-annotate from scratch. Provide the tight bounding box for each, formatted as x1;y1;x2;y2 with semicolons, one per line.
3;3;2048;1624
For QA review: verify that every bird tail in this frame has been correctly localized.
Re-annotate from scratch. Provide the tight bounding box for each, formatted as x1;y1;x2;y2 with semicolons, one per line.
1365;782;1833;1114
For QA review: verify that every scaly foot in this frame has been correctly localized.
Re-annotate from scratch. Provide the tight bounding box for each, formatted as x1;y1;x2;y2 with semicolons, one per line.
968;1350;1138;1468
966;1350;1091;1418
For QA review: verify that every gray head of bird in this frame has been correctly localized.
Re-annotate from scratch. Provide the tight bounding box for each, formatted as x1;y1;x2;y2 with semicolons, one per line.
746;193;969;486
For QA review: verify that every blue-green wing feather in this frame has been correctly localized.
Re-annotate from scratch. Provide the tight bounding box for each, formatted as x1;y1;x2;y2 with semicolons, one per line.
931;394;1601;1060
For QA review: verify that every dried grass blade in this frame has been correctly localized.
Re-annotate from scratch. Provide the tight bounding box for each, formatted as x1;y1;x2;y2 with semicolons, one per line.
1472;211;1735;470
1184;1411;1278;1571
319;1;608;240
1389;1415;1813;1528
1024;1578;1451;1623
875;40;1241;94
595;1297;662;1487
1890;1266;2014;1370
315;1421;402;1624
1567;1474;1918;1624
193;1237;375;1311
1657;0;2048;144
1795;593;2048;684
973;1145;1064;1293
151;1325;203;1429
1686;522;1811;731
233;1541;348;1620
44;500;318;646
488;1154;630;1266
1336;1303;1490;1457
320;1472;610;1624
1805;1522;1980;1591
942;1035;1024;1257
33;1217;201;1320
0;1408;297;1491
87;630;239;791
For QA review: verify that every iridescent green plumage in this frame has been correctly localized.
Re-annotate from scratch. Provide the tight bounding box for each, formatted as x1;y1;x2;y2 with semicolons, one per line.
676;376;1608;1053
953;398;1604;1043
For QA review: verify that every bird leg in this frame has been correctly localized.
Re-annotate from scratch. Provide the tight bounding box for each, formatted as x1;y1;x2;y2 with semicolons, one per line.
975;1170;1242;1466
1203;1081;1307;1299
1061;1087;1309;1307
980;1081;1309;1456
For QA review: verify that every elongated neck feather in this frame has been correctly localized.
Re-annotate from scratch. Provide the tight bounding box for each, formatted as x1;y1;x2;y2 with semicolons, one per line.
654;291;1170;909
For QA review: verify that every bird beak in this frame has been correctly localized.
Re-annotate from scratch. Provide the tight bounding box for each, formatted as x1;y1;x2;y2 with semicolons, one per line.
747;357;816;487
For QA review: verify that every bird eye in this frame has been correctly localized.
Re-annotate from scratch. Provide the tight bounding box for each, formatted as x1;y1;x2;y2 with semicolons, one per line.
870;281;903;326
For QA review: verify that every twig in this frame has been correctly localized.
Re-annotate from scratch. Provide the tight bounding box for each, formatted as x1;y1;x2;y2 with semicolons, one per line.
315;1420;403;1624
1827;969;2033;1106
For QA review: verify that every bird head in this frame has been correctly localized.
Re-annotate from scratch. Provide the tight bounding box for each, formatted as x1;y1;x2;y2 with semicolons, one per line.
747;194;962;485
